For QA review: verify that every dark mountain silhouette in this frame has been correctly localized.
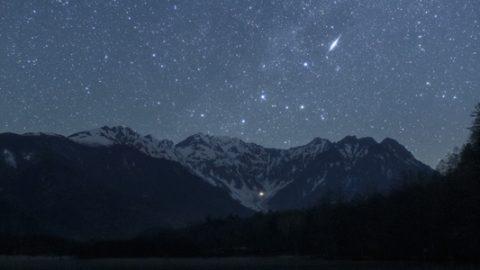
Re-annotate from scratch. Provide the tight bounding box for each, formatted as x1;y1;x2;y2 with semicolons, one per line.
0;133;251;240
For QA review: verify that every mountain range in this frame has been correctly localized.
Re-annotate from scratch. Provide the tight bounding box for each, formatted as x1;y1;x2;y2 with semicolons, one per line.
0;126;433;239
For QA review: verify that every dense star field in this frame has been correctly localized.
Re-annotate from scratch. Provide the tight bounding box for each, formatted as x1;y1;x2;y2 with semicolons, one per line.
0;0;479;166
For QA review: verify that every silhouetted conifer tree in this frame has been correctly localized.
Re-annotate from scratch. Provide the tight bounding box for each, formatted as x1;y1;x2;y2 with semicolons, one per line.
469;103;480;149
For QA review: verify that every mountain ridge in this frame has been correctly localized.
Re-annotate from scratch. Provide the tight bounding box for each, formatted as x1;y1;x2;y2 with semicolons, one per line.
1;126;433;211
0;131;252;239
65;126;433;210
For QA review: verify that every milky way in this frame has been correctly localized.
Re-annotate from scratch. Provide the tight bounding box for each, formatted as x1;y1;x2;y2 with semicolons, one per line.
1;0;479;166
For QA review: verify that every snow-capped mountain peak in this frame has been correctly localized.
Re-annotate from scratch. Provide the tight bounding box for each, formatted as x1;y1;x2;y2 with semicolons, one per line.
68;126;176;160
69;126;137;146
67;127;433;211
287;137;332;160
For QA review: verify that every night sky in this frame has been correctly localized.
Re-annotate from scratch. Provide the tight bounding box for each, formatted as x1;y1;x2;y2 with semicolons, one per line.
1;0;479;167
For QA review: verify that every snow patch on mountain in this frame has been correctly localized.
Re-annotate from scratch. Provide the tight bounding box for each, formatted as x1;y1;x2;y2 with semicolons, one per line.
309;172;327;192
67;126;432;211
69;126;176;160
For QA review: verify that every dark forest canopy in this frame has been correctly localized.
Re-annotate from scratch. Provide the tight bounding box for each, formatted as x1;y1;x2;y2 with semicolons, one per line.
2;103;480;261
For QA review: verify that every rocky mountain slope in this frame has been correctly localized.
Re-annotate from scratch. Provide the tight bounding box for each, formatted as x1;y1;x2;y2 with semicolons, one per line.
68;126;433;210
0;132;251;239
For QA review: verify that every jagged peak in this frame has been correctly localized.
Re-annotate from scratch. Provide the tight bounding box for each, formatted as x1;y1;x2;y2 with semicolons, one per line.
68;126;177;160
338;135;360;146
69;125;137;137
381;137;406;151
307;137;332;146
69;126;173;148
380;137;401;146
69;126;138;146
380;137;413;157
185;132;212;142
